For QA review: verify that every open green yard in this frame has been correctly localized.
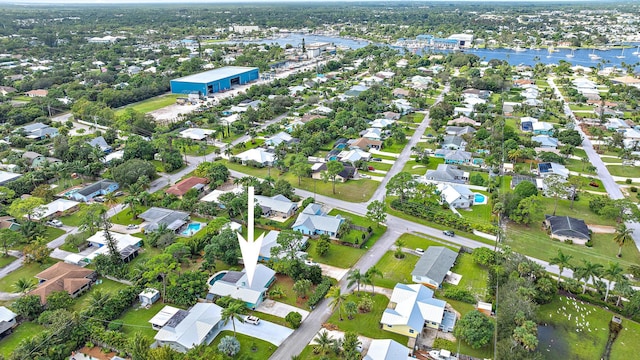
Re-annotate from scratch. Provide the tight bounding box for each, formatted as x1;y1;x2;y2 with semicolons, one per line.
115;94;180;115
438;253;489;316
569;104;594;111
327;292;408;345
249;310;292;328
298;345;341;359
70;278;129;312
539;195;616;226
383;141;409;154
538;295;640;360
118;300;168;340
0;321;45;358
397;233;459;251
373;251;419;289
209;331;277;359
401;159;428;175
0;255;16;269
307;240;365;268
565;158;597;175
0;259;58;293
59;210;86;227
400;113;425;124
43;226;66;242
506;225;640;269
600;156;623;164
607;165;640;178
110;206;148;225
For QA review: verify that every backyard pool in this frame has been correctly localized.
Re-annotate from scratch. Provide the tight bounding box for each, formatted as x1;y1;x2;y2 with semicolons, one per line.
474;193;487;205
208;271;228;286
180;222;203;236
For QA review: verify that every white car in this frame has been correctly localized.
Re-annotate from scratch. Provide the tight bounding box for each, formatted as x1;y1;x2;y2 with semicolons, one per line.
304;259;318;266
415;248;425;255
46;219;63;227
245;316;260;325
126;224;139;230
360;174;371;179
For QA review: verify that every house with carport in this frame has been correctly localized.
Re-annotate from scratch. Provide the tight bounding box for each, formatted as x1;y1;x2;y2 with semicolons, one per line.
153;303;225;352
207;264;276;309
255;194;298;219
292;203;344;238
71;179;119;202
411;246;459;289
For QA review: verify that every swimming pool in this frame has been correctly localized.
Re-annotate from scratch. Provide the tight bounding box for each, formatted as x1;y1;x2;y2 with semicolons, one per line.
474;193;487;204
181;222;203;236
208;271;228;286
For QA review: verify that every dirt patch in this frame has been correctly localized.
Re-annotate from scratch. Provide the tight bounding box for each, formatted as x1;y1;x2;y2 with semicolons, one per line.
587;224;616;234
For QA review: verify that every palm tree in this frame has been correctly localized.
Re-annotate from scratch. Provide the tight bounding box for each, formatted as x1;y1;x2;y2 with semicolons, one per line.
103;191;117;209
344;301;358;320
13;277;36;294
88;290;111;309
614;279;634;307
613;224;633;258
603;262;624;302
365;266;383;295
313;330;334;355
575;260;603;294
549;250;573;285
124;195;140;220
326;286;347;321
347;269;363;294
221;302;245;338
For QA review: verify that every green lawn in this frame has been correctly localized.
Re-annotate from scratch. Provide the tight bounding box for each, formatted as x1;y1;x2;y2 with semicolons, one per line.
396;233;459;251
538;295;640;360
569;104;594;111
506;225;640;269
438;253;489;315
209;331;277;359
373;251;419;289
0;255;16;269
59;206;91;226
383;142;409;154
607;165;640;178
110;207;148;225
118;300;168;340
70;278;129;312
401;159;428;175
248;310;292;328
115;94;180;115
600;156;623;164
0;322;45;358
298;345;341;359
0;259;58;293
400;113;426;124
367;161;392;172
307;240;365;268
538;195;616;226
565;158;597;175
573;176;606;193
327;292;408;345
182;144;218;156
43;226;66;242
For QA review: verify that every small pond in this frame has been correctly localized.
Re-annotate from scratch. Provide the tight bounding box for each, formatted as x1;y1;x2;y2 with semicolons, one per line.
537;324;570;359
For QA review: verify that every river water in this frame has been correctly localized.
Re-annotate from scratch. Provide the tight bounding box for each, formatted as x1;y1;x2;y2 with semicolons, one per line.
232;33;640;70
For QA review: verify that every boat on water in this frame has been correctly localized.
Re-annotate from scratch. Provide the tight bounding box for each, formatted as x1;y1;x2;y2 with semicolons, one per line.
514;46;526;52
566;49;575;58
546;46;554;58
617;48;625;59
633;45;640;55
589;49;601;60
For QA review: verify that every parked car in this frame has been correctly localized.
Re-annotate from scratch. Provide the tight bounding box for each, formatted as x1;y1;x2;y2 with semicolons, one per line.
360;174;370;179
368;166;375;171
114;191;124;197
304;259;318;266
245;316;260;325
443;230;455;237
371;158;382;162
415;248;425;255
46;219;63;227
126;224;139;230
93;196;105;202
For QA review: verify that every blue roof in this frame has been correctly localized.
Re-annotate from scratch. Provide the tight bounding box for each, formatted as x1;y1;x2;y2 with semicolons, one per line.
172;66;258;84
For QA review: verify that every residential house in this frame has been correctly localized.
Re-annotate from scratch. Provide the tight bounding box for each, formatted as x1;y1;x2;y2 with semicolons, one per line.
510;175;537;189
344;84;369;97
0;306;17;337
29;262;96;305
364;339;412;360
453;106;473;117
392;99;414;114
543;215;591;245
396;59;409;68
25;89;48;98
0;171;21;186
532;122;554;135
410;75;432;90
520;116;538;132
207;264;276;309
139;207;190;233
0;86;17;96
447;116;480;127
435;149;472;165
16;123;58;140
149;305;185;330
165;177;208;198
444;126;476;137
411;246;459;289
392;88;410;98
235;148;275;167
200;187;243;204
502;102;520;116
361;128;383;141
84;230;142;263
154;303;224;353
349;137;382;151
380;283;455;338
383;112;401;121
255;194;298;218
292;203;344;238
179;128;214;141
531;135;559;149
606;118;629;131
424;164;469;184
461;88;490;99
21;151;45;168
370;118;395;129
265;132;296;147
437;184;475;209
0;216;20;231
311;105;333;115
311;162;356;183
87;136;112;153
71;179;119;202
258;230;308;261
32;198;80;221
537;162;569;179
339;148;371;165
139;288;161;306
441;136;466;150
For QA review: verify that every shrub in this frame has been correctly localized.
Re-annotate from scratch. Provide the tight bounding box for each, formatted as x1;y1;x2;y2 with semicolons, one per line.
443;287;476;304
433;338;456;353
108;320;123;331
626;179;633;184
585;240;593;247
308;277;332;308
358;294;374;313
472;247;496;266
285;311;302;329
218;336;240;357
631;187;638;193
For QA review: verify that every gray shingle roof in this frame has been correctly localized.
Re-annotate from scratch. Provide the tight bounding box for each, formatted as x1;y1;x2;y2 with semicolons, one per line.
411;247;458;285
545;215;590;240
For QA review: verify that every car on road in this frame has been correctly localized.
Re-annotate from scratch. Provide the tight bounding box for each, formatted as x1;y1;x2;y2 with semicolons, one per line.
360;174;370;179
371;158;382;162
245;316;260;325
415;248;425;255
443;230;455;237
304;259;318;266
368;166;375;171
126;224;139;230
46;219;63;227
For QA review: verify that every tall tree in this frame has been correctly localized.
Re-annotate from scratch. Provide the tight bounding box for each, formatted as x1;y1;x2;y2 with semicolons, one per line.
613;223;633;258
575;260;603;294
366;200;386;226
549;250;573;285
543;174;567;216
325;160;344;194
326;286;347;321
221;301;245;338
8;196;45;222
347;269;363;293
13;277;36;294
365;266;383;294
101;213;121;265
385;172;415;202
603;262;624;302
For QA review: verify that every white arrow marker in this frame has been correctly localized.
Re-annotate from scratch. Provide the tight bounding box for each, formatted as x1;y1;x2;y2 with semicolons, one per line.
237;186;264;288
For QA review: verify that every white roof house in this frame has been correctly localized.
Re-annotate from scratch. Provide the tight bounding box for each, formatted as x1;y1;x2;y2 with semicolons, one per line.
208;264;276;308
179;128;214;141
339;149;371;164
0;306;17;336
255;194;298;218
32;198;79;221
265;132;293;147
532;122;554;133
200;188;243;203
154;303;223;353
380;283;447;337
362;128;383;140
235;148;275;166
370;118;395;128
437;183;475;209
364;339;412;360
149;305;183;329
259;230;308;261
84;230;142;262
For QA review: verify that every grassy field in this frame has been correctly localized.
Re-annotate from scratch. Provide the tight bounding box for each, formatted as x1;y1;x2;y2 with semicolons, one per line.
397;233;460;251
401;159;428;175
539;195;617;226
59;211;86;227
326;292;408;345
118;300;168;340
269;274;314;310
506;226;640;269
565;158;598;175
538;295;640;360
115;94;180;115
43;226;66;242
373;251;419;289
569;104;594;111
209;330;277;359
248;310;292;328
307;240;365;268
0;321;45;358
298;345;341;359
383;141;409;154
0;259;58;292
607;165;640;178
0;255;16;268
110;206;148;225
438;253;489;316
70;278;129;312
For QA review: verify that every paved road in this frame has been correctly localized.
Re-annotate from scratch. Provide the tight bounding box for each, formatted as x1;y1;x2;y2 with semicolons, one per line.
548;78;640;250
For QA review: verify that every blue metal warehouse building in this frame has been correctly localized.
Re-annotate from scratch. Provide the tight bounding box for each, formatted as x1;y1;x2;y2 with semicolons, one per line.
170;66;260;96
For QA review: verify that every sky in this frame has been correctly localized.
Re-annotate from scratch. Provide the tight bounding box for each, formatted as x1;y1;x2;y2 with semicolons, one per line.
0;0;594;4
